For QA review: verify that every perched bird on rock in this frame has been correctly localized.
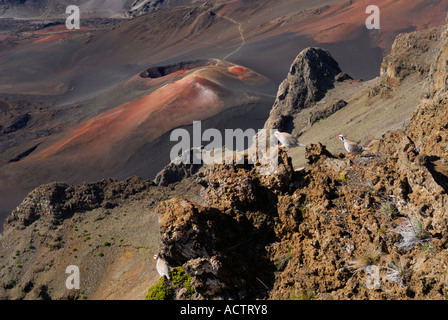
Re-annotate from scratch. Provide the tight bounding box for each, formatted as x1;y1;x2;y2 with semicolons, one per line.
153;254;170;280
337;134;369;157
273;131;306;151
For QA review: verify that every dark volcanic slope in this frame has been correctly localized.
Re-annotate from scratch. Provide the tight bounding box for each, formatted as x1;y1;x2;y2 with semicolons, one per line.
2;1;446;97
0;57;275;227
217;0;448;80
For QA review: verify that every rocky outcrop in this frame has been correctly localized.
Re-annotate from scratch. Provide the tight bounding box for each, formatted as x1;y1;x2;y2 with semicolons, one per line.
155;153;296;299
154;148;203;187
263;47;347;133
0;173;202;300
380;26;441;90
269;130;448;299
3;113;31;134
151;21;448;300
154;161;202;187
157;197;274;299
152;124;448;300
127;0;165;17
308;99;347;126
406;19;448;158
4;176;153;230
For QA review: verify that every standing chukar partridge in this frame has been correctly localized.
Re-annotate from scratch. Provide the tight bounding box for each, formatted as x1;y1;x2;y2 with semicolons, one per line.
337;134;369;157
153;254;170;280
273;131;306;152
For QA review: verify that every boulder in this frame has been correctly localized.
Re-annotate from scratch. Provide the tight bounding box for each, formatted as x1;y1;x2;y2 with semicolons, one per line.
264;47;344;132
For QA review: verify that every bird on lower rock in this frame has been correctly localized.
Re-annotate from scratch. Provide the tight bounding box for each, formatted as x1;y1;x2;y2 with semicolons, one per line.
337;134;369;158
273;131;306;152
153;254;170;280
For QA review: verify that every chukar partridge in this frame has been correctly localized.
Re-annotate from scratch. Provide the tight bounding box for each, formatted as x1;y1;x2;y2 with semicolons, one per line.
153;254;170;280
337;134;368;157
273;131;306;152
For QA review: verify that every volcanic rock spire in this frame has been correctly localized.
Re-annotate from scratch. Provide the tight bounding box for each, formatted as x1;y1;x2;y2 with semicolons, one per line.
264;47;347;133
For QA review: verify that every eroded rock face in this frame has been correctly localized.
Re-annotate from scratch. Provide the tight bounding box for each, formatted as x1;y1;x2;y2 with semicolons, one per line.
406;19;448;159
154;20;448;300
4;176;153;230
156;124;448;300
154;148;203;187
309;99;347;126
156;153;297;299
157;195;277;299
264;47;344;132
305;142;336;165
380;27;441;89
268;130;448;299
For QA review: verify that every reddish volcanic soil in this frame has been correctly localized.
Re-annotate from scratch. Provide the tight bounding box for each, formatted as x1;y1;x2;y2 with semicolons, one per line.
34;58;273;160
34;25;93;34
35;66;239;159
291;0;448;49
0;59;275;222
31;26;93;44
215;0;448;79
32;33;71;44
